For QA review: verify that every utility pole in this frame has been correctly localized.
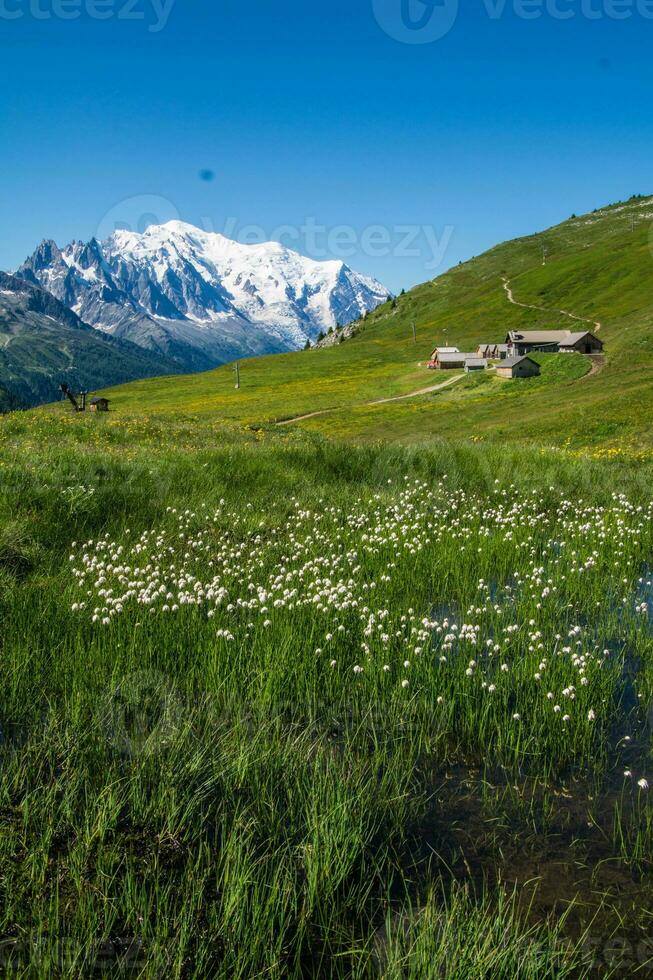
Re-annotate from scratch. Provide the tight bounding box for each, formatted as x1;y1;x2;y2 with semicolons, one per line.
234;362;240;390
631;213;636;233
411;321;417;343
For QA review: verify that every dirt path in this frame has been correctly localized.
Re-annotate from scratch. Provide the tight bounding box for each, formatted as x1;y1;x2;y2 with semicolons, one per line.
578;354;606;381
277;407;337;425
367;372;465;405
277;372;465;426
502;277;602;332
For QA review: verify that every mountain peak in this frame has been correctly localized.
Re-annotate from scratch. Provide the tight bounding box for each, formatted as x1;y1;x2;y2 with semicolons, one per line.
158;219;206;236
30;238;63;268
111;219;208;241
16;222;389;371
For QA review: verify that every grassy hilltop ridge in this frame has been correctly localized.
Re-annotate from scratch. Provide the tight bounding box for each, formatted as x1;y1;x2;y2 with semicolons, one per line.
78;193;653;452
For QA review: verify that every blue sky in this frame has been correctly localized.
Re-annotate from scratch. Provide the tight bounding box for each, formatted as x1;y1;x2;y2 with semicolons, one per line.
1;0;652;293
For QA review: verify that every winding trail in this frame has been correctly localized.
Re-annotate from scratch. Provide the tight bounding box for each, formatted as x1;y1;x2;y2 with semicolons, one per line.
277;372;465;426
578;354;606;381
502;276;605;380
502;277;602;332
277;407;336;426
367;372;465;405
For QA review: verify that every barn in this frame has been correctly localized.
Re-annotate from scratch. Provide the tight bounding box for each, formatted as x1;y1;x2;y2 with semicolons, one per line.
496;356;541;379
559;331;603;354
506;330;603;356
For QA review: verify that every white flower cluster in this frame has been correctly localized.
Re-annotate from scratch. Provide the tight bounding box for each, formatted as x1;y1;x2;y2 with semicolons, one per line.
67;483;653;714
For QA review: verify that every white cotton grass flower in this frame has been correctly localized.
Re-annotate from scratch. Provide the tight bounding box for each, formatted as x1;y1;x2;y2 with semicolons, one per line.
638;778;649;791
72;481;653;776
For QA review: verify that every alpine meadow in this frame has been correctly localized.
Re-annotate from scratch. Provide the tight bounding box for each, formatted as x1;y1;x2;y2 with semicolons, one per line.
2;191;653;978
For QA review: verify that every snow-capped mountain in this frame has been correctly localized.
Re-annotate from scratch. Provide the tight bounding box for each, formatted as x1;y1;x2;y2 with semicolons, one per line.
17;222;389;371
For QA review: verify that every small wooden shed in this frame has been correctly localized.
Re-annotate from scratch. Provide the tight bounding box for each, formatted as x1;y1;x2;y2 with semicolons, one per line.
465;357;487;373
89;397;110;412
430;351;468;370
428;347;460;368
496;356;541;379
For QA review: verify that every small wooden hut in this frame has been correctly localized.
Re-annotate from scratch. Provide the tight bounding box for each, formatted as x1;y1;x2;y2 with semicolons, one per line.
89;397;110;412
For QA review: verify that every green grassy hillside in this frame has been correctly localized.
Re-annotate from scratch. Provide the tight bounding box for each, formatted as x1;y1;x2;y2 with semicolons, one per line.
83;194;653;454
